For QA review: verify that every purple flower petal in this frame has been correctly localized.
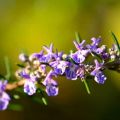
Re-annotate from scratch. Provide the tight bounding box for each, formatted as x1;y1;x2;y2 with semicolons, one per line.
94;71;107;84
42;70;59;96
0;80;7;91
40;54;52;63
76;65;85;79
43;43;53;54
46;79;58;96
20;71;30;79
0;92;10;110
71;51;85;63
65;63;78;80
24;80;36;96
71;49;89;63
73;40;86;50
91;59;106;84
87;37;101;52
0;81;10;111
50;61;68;75
29;50;44;61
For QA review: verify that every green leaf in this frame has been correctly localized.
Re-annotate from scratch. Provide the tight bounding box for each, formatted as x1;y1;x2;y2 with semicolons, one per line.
36;88;48;105
8;104;23;111
82;79;91;94
75;32;82;43
4;56;11;80
13;94;20;100
70;50;73;54
42;97;48;106
16;63;25;68
111;31;120;53
33;96;48;105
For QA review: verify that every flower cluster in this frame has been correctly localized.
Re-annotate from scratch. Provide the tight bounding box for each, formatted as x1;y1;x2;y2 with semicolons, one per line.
1;34;120;111
16;36;120;96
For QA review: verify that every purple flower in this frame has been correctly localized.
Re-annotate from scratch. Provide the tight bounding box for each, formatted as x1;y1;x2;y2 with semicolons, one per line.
39;64;46;75
40;54;52;63
96;45;106;54
76;64;86;79
87;37;101;52
71;40;89;63
71;50;89;63
73;40;86;50
95;45;110;59
20;71;37;95
0;80;10;111
20;70;38;81
53;50;63;60
45;79;58;96
94;71;106;84
50;61;68;75
91;59;102;75
40;44;54;63
43;70;58;96
24;80;36;96
101;53;109;60
20;71;30;79
29;50;44;61
65;63;78;80
91;60;106;84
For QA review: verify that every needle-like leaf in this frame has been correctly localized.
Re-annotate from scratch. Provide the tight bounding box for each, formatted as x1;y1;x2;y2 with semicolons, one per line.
111;31;120;53
4;56;11;80
82;79;91;94
75;32;82;43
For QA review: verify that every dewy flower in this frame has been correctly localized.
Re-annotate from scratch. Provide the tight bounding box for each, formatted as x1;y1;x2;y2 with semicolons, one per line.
65;63;78;80
0;80;10;111
91;60;106;84
42;70;58;96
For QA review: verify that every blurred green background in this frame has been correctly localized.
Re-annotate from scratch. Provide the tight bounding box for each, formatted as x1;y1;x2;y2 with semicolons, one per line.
0;0;120;120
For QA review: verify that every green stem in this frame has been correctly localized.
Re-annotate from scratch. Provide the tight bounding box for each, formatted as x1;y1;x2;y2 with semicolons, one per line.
75;32;82;43
111;31;120;53
42;97;48;106
82;79;91;94
4;56;11;80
